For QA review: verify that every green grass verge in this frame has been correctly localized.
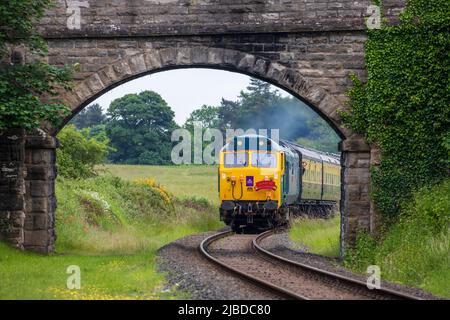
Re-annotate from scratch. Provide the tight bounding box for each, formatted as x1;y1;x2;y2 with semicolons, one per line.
345;179;450;298
0;174;223;300
289;215;340;258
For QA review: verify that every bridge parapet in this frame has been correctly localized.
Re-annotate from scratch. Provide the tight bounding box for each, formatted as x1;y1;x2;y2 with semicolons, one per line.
39;0;406;38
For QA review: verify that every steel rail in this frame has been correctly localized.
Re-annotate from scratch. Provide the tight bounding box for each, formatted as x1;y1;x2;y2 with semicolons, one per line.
199;231;308;300
253;229;423;300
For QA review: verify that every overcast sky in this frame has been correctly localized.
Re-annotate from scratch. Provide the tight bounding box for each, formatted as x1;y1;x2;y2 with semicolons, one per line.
92;68;288;125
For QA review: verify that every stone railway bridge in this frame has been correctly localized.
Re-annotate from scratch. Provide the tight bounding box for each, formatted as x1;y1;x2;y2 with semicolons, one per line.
0;0;405;253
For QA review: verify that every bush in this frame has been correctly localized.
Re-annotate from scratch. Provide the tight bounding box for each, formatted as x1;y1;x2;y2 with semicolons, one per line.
56;125;110;179
55;175;222;254
344;179;450;297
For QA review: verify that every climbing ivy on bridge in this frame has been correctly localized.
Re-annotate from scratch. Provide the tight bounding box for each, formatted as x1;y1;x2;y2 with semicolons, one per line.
0;0;73;131
342;0;450;220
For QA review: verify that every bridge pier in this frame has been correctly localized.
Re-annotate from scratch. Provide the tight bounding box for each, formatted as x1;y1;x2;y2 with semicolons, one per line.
0;129;26;250
0;129;57;253
339;137;373;255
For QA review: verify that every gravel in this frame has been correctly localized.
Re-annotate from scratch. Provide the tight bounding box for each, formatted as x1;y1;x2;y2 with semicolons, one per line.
157;230;440;300
157;231;282;300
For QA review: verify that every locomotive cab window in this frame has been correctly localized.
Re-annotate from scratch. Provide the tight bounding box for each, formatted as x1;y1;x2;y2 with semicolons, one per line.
251;152;277;168
224;152;249;167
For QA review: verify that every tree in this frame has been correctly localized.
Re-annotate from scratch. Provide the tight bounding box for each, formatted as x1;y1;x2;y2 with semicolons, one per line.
0;1;73;131
184;105;221;130
71;103;106;129
217;78;340;152
57;125;110;179
106;91;178;165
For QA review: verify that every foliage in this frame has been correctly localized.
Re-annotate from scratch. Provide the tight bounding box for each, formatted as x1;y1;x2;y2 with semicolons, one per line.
0;0;50;51
342;0;450;219
106;91;178;165
345;179;450;298
184;104;221;130
56;125;111;179
70;103;106;129
0;0;73;131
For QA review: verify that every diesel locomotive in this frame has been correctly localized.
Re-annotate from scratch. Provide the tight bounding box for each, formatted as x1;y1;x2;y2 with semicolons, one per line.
218;134;340;232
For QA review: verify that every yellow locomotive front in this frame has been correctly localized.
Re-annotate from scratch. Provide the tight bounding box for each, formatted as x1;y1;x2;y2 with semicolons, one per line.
218;135;287;232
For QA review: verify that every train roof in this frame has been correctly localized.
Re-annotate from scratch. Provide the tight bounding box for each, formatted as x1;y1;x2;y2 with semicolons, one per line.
221;135;340;165
221;134;285;152
279;139;340;165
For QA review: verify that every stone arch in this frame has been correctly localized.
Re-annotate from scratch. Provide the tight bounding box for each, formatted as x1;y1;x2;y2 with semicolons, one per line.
58;47;352;139
0;46;375;254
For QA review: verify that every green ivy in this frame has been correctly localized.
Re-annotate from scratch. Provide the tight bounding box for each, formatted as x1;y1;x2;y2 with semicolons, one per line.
342;0;450;220
0;0;73;131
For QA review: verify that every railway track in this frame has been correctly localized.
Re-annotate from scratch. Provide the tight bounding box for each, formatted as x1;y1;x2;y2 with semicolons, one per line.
199;230;422;300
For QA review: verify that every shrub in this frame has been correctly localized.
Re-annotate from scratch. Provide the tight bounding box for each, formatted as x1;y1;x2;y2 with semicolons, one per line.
344;179;450;297
56;125;110;179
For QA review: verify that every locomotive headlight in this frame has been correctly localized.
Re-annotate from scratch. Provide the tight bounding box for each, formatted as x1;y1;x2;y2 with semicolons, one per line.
274;173;278;179
264;176;269;181
222;173;226;180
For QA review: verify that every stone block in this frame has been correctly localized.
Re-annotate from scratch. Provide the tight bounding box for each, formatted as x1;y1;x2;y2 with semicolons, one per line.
0;195;24;211
176;47;192;65
30;180;54;197
144;51;163;70
97;65;118;88
191;46;209;65
159;48;177;66
24;230;50;247
112;60;133;80
86;73;105;94
24;213;50;231
128;54;147;74
30;150;55;165
339;137;370;152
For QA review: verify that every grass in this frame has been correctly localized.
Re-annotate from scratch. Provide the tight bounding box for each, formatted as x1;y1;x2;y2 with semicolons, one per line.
344;179;450;298
289;214;341;257
0;173;223;300
101;164;219;205
288;180;450;298
0;244;174;300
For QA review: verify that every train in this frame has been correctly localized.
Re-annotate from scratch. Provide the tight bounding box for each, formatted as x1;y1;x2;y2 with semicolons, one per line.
218;134;341;233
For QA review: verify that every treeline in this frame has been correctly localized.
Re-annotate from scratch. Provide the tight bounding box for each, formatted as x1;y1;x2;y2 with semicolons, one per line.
64;78;340;167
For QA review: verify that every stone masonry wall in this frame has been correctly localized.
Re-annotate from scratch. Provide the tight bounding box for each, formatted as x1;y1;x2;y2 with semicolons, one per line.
39;0;406;37
43;31;367;110
23;131;58;253
0;130;58;253
0;1;408;253
0;130;26;250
